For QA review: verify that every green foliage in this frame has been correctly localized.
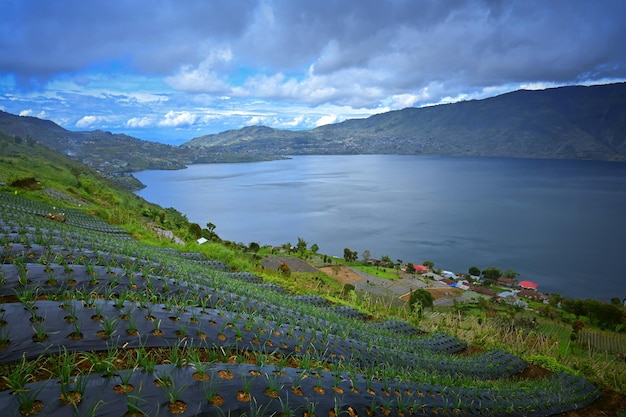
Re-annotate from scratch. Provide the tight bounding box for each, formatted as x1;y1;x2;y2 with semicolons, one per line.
481;266;501;283
527;355;577;375
188;223;202;239
310;243;319;254
560;296;625;330
503;268;519;278
468;266;481;276
296;237;307;257
343;247;358;262
409;289;434;316
342;283;356;296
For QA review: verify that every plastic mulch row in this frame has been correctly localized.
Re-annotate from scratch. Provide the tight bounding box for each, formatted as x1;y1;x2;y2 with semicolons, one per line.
0;363;600;417
0;258;471;358
0;299;526;379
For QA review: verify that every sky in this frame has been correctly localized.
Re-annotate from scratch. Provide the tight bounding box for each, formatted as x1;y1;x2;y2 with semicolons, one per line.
1;0;626;144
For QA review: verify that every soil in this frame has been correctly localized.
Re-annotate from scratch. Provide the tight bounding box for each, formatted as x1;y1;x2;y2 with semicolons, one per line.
319;266;364;284
18;400;44;416
236;391;251;402
167;399;187;414
399;286;465;302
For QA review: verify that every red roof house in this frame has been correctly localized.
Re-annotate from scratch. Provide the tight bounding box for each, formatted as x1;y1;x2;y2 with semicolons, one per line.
518;280;538;291
413;264;430;274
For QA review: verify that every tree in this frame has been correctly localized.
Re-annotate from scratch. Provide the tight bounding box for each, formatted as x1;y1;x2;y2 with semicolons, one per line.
248;242;260;253
362;249;371;263
422;260;434;269
481;266;501;283
503;268;519;279
343;248;357;262
310;243;319;254
188;222;202;239
296;237;308;257
468;266;481;276
409;289;434;318
406;263;416;274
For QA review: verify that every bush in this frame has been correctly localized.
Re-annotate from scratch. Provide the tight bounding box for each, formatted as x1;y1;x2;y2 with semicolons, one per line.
409;289;434;316
10;176;38;189
278;261;291;276
342;283;355;296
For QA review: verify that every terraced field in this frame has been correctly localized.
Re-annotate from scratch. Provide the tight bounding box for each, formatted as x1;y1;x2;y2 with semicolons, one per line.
0;192;601;416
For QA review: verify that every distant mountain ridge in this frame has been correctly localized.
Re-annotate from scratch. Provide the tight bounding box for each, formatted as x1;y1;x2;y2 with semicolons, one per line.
1;83;625;173
0;110;196;174
185;83;626;161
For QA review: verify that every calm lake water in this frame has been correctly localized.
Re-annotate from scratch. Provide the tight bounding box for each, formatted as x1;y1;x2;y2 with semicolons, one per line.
135;155;626;301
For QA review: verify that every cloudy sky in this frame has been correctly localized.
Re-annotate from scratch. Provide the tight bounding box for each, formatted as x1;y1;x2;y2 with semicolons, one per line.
1;0;625;144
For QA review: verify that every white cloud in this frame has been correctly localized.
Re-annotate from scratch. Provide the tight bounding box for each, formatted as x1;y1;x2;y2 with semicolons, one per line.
284;115;305;127
388;94;420;110
76;115;104;128
315;114;339;127
126;116;155;128
246;116;265;126
19;109;47;118
158;111;196;127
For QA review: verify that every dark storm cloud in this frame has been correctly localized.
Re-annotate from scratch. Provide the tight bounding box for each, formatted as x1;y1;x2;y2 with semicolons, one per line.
2;0;625;85
0;0;254;77
1;0;625;139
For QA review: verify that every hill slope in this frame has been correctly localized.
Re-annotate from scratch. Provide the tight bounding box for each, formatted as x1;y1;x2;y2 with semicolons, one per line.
0;110;194;174
185;83;626;161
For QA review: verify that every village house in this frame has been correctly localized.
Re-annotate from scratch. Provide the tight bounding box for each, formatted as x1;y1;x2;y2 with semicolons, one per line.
518;280;539;291
497;277;517;287
472;286;497;297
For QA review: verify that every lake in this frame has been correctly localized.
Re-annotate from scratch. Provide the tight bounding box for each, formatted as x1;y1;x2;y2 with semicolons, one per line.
134;155;626;302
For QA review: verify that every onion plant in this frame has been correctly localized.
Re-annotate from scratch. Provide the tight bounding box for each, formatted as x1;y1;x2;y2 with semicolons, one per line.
2;353;38;393
15;383;45;415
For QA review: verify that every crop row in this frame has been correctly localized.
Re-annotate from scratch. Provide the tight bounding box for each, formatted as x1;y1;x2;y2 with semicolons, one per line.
577;329;626;354
0;362;599;417
1;193;128;234
0;298;524;379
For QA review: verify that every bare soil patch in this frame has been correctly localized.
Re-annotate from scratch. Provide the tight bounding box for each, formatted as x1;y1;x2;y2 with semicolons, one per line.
319;266;364;285
400;286;464;301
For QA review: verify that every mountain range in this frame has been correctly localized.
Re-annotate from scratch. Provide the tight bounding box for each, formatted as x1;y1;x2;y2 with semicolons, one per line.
1;83;625;181
184;83;626;161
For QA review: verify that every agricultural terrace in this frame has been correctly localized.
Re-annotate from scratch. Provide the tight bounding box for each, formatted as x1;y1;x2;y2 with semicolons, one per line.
0;191;610;416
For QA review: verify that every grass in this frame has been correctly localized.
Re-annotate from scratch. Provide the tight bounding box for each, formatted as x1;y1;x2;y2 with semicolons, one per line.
350;264;400;280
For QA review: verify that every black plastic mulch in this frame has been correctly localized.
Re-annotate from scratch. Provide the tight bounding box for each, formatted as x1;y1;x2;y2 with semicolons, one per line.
0;363;600;417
